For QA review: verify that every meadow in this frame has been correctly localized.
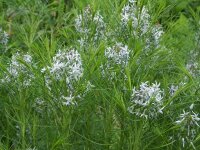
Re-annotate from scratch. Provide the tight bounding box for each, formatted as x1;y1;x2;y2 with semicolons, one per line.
0;0;200;149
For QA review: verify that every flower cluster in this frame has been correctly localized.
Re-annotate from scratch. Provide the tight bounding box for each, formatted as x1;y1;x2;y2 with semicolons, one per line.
41;49;84;106
0;27;9;45
121;0;164;50
105;43;130;66
75;5;106;47
42;49;83;90
121;0;150;36
128;81;164;119
186;61;199;77
93;11;106;41
151;24;164;47
0;27;9;53
75;6;92;34
1;53;34;87
101;43;130;79
175;105;200;148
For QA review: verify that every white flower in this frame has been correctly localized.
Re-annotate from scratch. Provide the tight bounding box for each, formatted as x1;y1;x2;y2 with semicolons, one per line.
2;53;34;87
152;24;164;47
129;0;136;3
121;2;137;28
102;43;129;80
0;28;9;45
140;7;151;35
61;94;76;106
121;1;164;51
23;54;33;63
104;42;129;66
93;11;106;41
175;106;200;149
128;81;164;119
75;6;106;46
42;49;83;89
121;2;150;36
176;110;200;127
186;61;199;77
169;84;179;96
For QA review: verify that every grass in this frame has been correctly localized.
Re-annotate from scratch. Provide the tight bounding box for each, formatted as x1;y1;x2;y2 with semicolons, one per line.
0;0;200;149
